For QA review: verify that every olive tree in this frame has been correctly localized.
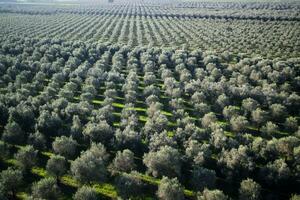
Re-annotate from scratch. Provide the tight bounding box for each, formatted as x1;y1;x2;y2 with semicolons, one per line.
197;188;228;200
201;112;217;129
261;122;278;136
9;104;35;132
0;167;23;199
242;98;259;116
0;102;8;125
114;126;141;152
157;177;184;200
31;177;60;200
71;143;109;184
223;106;239;120
144;111;168;136
216;94;230;110
110;149;136;175
2;120;24;145
239;178;261;200
83;120;113;143
190;167;216;191
14;145;37;172
290;194;300;200
230;116;249;132
149;131;177;152
269;104;287;121
0;183;7;200
260;158;291;185
36;110;63;137
143;146;182;178
115;172;144;199
28;130;46;150
284;117;298;132
0;141;7;161
73;186;98;200
185;140;212;163
52;136;78;160
276;136;299;160
210;128;228;150
71;115;83;141
251;108;268;130
218;145;254;180
46;155;67;184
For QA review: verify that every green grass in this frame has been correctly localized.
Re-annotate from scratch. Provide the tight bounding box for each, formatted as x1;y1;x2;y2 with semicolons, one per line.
31;167;48;177
112;102;125;108
134;173;160;185
113;122;120;127
139;115;148;122
216;120;228;127
112;112;121;117
73;96;79;100
161;110;173;116
4;158;18;165
93;183;117;198
224;131;235;138
92;99;103;104
167;131;174;137
61;175;79;188
168;121;177;127
16;192;29;200
114;96;125;100
183;189;195;197
275;130;289;136
129;107;147;112
41;151;54;158
211;154;218;160
247;126;259;131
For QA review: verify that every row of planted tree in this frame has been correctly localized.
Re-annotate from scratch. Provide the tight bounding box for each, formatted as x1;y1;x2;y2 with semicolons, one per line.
0;3;299;58
0;37;299;199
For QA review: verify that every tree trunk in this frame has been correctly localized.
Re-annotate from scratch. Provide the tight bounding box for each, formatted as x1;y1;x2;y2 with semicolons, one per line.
56;176;60;186
11;189;16;200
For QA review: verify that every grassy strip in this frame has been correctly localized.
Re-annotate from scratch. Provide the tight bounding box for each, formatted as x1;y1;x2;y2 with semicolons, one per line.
16;192;29;200
41;151;54;158
93;183;117;198
139;115;148;122
224;131;235;138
